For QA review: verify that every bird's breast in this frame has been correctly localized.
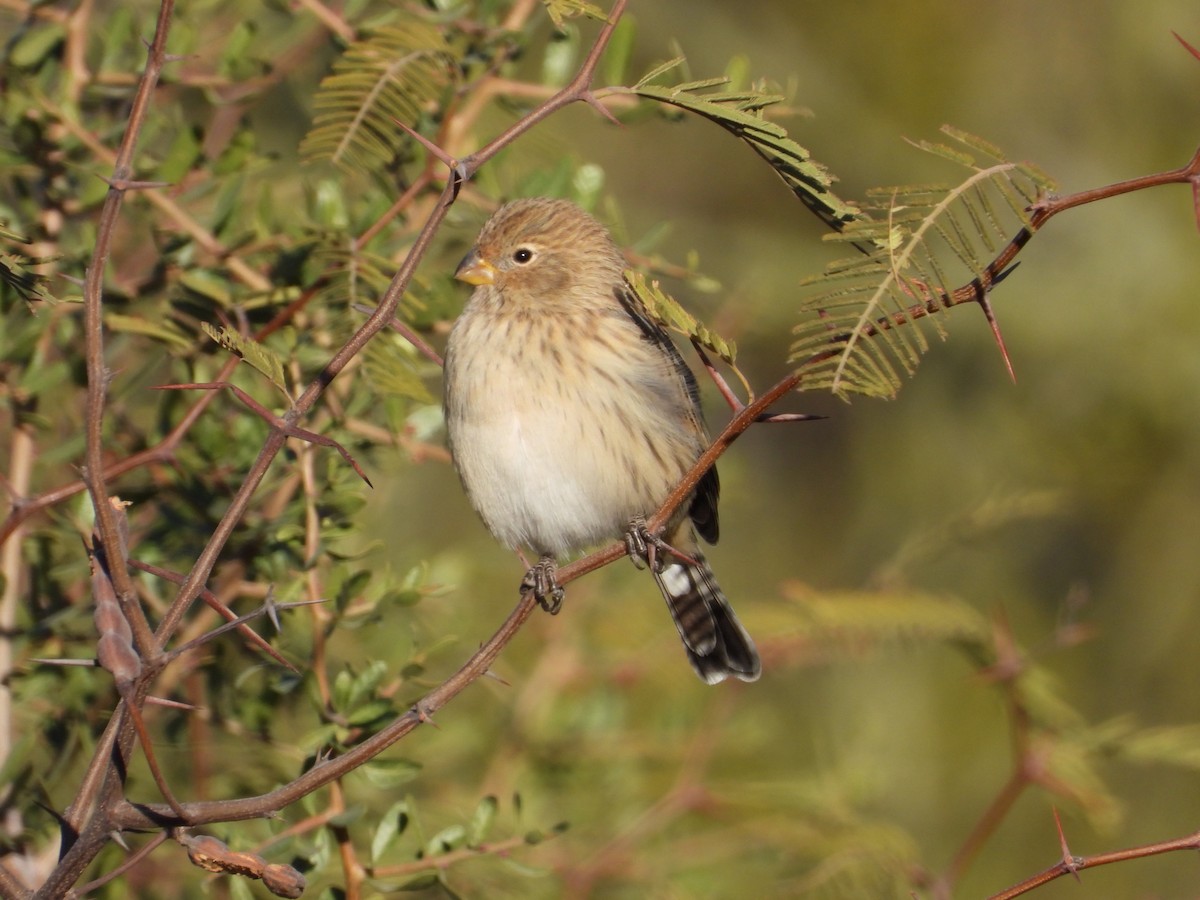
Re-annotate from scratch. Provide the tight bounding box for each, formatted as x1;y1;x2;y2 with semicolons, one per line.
445;307;699;557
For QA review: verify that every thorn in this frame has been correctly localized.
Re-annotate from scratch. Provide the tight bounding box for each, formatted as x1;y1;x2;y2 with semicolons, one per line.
412;702;439;728
264;585;281;633
145;695;201;711
1172;30;1200;63
754;412;827;424
689;339;744;413
583;91;622;127
448;159;470;203
30;657;99;667
110;831;131;851
392;117;459;172
992;262;1021;286
977;290;1016;384
481;667;511;687
1053;807;1083;882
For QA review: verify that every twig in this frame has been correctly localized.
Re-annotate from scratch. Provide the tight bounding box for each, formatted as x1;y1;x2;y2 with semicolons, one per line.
127;559;297;672
0;281;321;551
73;831;169;896
109;590;540;829
39;4;179;895
80;1;173;663
371;831;563;879
987;829;1200;899
152;382;373;487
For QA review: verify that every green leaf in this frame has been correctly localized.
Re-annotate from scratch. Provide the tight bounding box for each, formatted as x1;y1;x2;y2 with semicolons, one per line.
201;321;288;392
542;25;580;87
108;312;191;350
345;699;394;726
0;252;55;304
180;270;233;306
363;337;435;405
467;795;498;846
155;125;203;185
1117;723;1200;771
8;23;65;68
777;586;991;662
423;824;466;856
371;800;411;863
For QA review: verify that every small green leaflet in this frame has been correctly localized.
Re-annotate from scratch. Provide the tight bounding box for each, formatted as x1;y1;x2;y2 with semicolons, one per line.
630;59;862;231
201;322;287;392
625;270;736;364
542;0;608;28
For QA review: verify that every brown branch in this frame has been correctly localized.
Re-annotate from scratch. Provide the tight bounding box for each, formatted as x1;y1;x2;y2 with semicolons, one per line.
110;590;539;829
127;559;297;671
38;5;179;896
821;143;1200;356
81;1;174;664
987;829;1200;899
152;382;373;488
928;613;1035;898
0;864;28;900
0;281;321;552
72;831;169;896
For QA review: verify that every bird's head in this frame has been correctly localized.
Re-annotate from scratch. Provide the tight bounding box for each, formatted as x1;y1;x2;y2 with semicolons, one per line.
455;198;623;304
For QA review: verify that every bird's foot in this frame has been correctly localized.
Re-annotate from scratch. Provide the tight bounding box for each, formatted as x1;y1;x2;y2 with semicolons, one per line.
625;516;668;573
521;555;564;615
626;517;700;572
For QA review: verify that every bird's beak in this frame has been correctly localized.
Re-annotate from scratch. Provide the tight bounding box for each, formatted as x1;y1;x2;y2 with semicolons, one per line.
454;248;496;286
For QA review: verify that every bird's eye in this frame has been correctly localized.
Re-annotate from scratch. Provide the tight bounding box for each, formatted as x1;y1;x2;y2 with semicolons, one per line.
512;247;534;264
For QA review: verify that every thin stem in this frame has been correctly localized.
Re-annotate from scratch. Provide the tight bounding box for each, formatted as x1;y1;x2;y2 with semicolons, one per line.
988;830;1200;900
81;0;175;662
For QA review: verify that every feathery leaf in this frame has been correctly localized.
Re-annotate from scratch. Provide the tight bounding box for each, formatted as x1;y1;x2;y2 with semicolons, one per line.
790;126;1056;399
300;23;455;170
630;60;862;231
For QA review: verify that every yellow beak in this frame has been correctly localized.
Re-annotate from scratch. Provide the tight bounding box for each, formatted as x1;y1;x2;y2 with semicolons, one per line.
454;248;496;286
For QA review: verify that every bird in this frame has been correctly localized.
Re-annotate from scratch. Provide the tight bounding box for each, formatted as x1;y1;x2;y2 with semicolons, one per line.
442;197;760;684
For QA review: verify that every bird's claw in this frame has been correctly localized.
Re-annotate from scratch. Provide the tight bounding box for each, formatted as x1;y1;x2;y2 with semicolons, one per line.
625;517;666;573
521;556;564;614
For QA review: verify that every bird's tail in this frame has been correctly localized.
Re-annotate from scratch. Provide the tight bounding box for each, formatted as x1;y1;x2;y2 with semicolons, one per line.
652;545;761;684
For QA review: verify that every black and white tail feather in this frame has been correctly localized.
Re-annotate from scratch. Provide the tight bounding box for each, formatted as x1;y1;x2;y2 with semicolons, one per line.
653;548;761;684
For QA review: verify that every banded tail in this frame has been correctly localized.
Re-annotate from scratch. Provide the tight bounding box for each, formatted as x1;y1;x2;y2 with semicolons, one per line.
652;547;761;684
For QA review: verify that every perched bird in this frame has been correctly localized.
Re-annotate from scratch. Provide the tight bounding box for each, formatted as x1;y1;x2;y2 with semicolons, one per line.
443;197;760;684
